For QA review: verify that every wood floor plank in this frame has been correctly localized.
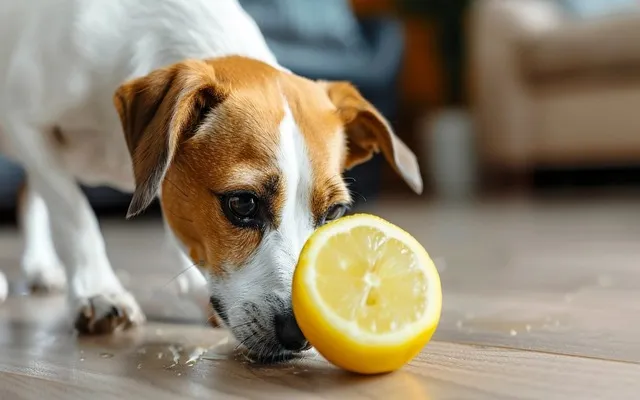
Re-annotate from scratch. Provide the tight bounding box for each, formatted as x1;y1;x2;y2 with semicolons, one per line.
0;198;638;399
1;311;637;400
0;373;94;400
367;200;640;362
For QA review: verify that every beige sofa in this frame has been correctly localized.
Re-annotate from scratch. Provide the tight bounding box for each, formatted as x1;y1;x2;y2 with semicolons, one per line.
469;0;640;174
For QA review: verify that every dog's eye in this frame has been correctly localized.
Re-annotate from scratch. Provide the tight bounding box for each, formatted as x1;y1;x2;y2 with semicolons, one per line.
323;204;348;224
228;194;258;218
220;191;262;228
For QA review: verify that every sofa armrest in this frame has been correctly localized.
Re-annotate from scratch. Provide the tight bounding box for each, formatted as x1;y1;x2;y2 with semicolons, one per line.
521;14;640;81
469;0;563;169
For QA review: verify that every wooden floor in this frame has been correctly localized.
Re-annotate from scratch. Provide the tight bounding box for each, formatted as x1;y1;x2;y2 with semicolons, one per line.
1;197;639;399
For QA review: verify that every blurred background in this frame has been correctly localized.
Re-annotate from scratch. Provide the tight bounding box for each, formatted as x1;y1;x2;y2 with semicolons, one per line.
2;0;640;221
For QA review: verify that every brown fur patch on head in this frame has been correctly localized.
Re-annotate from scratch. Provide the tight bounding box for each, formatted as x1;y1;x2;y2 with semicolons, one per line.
158;57;288;274
114;55;421;276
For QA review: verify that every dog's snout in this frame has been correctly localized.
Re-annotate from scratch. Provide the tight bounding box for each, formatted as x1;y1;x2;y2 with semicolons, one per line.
274;309;308;351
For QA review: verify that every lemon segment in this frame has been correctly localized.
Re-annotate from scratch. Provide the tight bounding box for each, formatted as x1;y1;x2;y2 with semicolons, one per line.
292;214;442;374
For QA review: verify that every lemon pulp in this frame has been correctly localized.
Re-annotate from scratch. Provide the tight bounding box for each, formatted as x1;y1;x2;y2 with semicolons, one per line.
314;226;430;336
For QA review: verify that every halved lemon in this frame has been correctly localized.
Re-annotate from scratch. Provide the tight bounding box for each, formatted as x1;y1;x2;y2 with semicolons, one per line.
292;213;442;374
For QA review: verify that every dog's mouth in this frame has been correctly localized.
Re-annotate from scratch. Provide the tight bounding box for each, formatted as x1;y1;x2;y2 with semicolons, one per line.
228;321;307;365
240;344;302;365
209;296;310;364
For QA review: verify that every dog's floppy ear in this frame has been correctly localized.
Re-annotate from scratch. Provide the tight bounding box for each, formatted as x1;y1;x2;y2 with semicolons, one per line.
114;60;225;218
319;81;423;194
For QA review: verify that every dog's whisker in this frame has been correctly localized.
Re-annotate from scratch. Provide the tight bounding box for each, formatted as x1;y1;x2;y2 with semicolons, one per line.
350;190;367;203
251;341;267;361
162;261;199;289
142;261;200;308
206;304;229;326
236;331;259;352
228;321;254;330
265;343;279;362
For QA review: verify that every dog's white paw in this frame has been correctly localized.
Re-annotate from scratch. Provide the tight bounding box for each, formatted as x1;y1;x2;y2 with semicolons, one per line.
73;291;145;335
23;262;67;293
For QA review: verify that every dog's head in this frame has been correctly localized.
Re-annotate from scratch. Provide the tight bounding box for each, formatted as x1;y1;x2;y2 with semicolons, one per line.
114;56;422;361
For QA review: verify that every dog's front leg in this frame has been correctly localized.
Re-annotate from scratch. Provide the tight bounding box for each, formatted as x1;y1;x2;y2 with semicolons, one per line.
4;121;145;334
18;180;67;293
32;171;145;334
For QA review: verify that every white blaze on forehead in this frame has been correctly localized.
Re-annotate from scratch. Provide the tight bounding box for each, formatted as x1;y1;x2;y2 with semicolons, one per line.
276;102;315;268
202;99;316;341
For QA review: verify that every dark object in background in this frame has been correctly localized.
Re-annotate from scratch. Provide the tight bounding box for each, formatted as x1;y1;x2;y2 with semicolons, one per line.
240;0;405;205
0;1;404;216
399;0;470;105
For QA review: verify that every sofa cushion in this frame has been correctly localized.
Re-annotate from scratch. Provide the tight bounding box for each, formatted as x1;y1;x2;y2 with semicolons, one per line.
519;14;640;81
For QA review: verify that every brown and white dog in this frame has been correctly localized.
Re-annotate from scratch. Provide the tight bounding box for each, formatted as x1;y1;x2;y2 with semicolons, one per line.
0;0;422;360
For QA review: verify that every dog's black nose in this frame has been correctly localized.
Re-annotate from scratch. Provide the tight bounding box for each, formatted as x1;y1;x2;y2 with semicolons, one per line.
274;310;309;351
